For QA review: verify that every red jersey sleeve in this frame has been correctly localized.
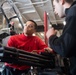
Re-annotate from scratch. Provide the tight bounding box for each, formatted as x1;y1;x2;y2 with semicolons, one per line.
7;36;16;47
35;36;48;54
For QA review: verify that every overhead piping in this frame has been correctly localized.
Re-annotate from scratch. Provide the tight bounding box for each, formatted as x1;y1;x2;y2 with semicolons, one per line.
14;0;49;6
44;11;48;45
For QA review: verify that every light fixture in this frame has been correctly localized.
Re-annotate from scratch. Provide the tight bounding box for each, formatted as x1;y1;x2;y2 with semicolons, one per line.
63;21;66;26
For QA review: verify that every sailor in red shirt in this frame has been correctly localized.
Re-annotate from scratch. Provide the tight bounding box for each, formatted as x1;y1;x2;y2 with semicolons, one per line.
2;20;49;75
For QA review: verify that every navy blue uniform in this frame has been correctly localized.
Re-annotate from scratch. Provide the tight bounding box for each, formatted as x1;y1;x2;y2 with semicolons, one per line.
49;1;76;75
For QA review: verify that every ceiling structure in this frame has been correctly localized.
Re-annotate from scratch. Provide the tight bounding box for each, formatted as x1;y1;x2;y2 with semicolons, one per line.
0;0;65;33
11;0;63;24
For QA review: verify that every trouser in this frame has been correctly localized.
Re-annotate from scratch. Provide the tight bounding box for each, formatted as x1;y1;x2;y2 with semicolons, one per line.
1;66;30;75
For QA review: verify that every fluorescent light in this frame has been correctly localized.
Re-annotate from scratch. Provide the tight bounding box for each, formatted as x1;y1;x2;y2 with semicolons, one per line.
63;21;66;25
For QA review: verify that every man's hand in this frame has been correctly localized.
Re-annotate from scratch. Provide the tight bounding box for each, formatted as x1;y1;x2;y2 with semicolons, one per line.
44;47;53;53
46;27;57;39
31;50;37;54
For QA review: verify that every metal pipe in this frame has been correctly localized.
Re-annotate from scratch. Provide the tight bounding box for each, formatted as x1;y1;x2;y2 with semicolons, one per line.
0;52;53;68
3;50;51;63
4;46;50;59
14;0;49;6
44;11;48;45
0;46;55;68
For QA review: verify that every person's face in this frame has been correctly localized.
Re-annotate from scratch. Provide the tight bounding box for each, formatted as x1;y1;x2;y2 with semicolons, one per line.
23;21;36;35
53;0;65;18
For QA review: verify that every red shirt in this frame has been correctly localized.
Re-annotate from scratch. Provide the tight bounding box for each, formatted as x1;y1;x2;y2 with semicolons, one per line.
5;34;48;70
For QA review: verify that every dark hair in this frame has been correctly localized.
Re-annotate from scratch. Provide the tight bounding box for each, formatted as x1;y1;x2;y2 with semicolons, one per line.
65;0;73;3
56;0;73;3
28;20;38;30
